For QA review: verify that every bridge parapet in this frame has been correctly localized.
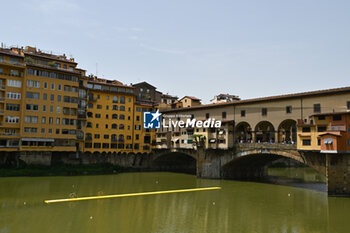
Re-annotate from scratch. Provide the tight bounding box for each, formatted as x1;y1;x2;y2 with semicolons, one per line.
236;143;297;152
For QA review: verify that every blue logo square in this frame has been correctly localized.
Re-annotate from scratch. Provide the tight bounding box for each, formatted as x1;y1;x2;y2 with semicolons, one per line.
143;110;161;129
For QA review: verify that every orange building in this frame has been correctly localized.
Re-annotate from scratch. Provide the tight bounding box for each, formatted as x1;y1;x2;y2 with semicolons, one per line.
316;112;350;153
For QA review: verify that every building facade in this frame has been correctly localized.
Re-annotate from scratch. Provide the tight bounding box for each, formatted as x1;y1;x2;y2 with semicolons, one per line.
156;87;350;150
0;46;157;156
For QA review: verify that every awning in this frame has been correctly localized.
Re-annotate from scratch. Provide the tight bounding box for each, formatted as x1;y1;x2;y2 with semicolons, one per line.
209;139;216;143
21;138;55;142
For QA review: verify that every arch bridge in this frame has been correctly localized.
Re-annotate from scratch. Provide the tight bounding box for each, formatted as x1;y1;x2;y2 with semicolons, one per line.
152;143;350;196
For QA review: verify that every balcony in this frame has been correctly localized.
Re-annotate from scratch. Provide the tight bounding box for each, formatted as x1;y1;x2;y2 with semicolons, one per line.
0;97;5;102
111;138;118;142
0;59;25;67
0;85;5;90
0;133;19;137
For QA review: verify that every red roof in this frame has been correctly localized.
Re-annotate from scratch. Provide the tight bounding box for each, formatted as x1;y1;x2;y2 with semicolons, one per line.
180;96;201;101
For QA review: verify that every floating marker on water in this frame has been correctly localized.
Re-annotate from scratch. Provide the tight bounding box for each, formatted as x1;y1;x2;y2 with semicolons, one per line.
44;187;222;204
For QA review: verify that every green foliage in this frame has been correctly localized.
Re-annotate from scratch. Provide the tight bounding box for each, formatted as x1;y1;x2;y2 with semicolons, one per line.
24;57;34;64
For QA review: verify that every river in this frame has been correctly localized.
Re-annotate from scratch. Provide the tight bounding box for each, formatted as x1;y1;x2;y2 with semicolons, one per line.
0;169;350;233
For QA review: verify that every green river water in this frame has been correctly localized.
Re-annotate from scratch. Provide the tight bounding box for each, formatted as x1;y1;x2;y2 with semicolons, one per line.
0;168;350;233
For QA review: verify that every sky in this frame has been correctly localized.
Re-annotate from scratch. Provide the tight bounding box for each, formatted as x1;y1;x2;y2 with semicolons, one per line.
1;0;350;103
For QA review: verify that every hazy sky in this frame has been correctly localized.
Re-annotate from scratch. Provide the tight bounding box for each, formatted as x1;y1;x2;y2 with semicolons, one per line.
1;0;350;103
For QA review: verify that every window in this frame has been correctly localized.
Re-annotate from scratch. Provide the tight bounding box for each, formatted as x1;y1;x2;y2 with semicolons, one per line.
119;114;125;120
56;118;60;125
95;114;101;118
7;79;21;88
42;117;46;124
206;113;209;119
113;96;118;103
56;129;60;134
24;127;37;133
120;106;125;111
313;104;321;113
347;139;350;146
112;114;118;119
262;108;267;116
94;134;100;139
51;83;55;90
43;93;47;100
58;84;62;90
44;82;48;89
97;105;102;109
286;106;292;114
50;106;53;113
112;124;118;129
27;80;40;88
49;117;53;124
6;92;21;100
136;116;140;121
26;104;39;111
302;127;311;132
87;122;92;128
302;139;311;146
6;104;20;111
58;95;61;102
112;105;118;110
105;124;108;129
241;110;246;117
333;115;342;121
318;115;325;120
43;105;46;112
24;116;38;123
317;126;327;132
120;96;125;104
222;112;226;119
104;134;109;139
93;143;101;148
26;92;40;99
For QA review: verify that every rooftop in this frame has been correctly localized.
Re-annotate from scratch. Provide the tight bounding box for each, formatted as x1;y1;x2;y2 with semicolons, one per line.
163;86;350;113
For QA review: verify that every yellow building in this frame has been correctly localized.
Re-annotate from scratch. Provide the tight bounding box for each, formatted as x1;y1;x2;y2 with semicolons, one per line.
0;48;25;151
19;46;81;152
84;77;156;154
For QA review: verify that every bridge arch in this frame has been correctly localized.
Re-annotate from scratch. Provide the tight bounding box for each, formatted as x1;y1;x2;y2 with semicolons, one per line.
234;121;252;143
254;121;275;143
221;146;325;180
277;119;297;143
152;151;197;174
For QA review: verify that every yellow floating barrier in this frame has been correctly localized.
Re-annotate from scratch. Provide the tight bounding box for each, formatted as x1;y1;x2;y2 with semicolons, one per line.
44;187;222;204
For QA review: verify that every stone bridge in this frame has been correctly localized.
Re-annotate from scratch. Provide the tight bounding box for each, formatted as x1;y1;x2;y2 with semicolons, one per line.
152;143;350;196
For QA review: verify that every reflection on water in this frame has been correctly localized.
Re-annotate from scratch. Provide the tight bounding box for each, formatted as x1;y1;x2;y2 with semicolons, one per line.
268;167;327;192
0;171;349;233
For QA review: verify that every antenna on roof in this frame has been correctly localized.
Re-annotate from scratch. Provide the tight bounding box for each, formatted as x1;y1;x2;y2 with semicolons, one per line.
96;63;98;77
